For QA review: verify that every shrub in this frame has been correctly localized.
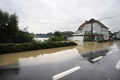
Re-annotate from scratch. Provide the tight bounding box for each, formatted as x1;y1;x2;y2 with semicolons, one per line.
0;41;77;54
48;36;67;41
14;31;34;43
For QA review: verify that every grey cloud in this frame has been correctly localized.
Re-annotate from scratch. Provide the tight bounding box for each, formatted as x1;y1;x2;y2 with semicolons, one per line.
0;0;120;33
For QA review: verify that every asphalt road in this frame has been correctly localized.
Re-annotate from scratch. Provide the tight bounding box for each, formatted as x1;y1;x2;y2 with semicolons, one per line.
0;41;120;80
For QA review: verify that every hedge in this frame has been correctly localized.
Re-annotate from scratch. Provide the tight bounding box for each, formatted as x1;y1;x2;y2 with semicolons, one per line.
0;41;77;54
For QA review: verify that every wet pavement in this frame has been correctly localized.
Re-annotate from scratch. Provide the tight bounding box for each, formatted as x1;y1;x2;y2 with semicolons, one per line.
0;41;120;80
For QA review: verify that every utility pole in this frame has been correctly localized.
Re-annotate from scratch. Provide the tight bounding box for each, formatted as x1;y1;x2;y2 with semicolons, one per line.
90;19;93;58
91;20;93;41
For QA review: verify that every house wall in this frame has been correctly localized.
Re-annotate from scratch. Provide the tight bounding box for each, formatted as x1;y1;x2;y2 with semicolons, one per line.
81;23;101;34
82;23;91;33
73;36;83;41
68;36;83;41
93;22;109;40
93;23;101;33
101;28;109;40
77;22;109;40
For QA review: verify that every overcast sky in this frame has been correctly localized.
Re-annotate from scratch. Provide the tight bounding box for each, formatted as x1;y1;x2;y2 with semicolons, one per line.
0;0;120;33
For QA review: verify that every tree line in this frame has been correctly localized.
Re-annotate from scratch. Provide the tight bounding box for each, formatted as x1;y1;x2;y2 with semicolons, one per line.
35;31;73;38
0;9;33;43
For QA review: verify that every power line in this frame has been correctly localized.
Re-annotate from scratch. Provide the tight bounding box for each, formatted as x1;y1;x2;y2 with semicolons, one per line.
20;21;81;24
19;14;120;24
99;15;120;21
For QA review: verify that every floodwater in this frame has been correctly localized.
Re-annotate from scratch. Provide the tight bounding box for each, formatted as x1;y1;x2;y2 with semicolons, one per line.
0;41;120;80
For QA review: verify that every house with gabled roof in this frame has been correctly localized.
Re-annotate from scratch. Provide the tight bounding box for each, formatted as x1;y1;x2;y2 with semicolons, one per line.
73;19;109;41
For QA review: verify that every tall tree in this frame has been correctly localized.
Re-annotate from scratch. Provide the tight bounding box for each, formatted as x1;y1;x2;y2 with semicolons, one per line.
54;31;61;37
0;9;33;43
8;14;18;35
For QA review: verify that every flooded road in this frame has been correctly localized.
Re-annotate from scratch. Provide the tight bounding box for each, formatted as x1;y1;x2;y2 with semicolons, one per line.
0;41;120;80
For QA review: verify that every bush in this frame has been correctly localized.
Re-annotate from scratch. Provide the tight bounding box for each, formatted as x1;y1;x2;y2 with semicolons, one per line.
14;31;34;43
48;36;67;41
47;31;67;42
0;41;77;54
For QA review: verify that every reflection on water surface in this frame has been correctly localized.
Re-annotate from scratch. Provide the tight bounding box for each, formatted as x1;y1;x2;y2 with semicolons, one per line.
0;46;76;66
0;41;119;66
0;41;120;80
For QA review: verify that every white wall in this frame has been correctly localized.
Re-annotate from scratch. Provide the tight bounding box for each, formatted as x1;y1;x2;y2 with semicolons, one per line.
68;36;83;41
73;36;83;41
101;28;109;40
82;23;91;33
67;37;73;41
93;23;101;33
77;22;109;40
82;22;101;34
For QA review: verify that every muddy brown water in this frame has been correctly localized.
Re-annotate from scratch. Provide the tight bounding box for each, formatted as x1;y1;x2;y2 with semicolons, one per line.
0;41;120;80
0;46;76;66
0;41;114;66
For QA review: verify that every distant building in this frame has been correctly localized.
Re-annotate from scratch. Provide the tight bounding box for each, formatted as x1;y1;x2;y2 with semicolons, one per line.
113;31;120;40
72;19;110;41
116;31;120;39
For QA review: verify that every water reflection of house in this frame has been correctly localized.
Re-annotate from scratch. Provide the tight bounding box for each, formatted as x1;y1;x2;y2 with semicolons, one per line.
76;42;113;54
72;19;110;41
82;49;109;63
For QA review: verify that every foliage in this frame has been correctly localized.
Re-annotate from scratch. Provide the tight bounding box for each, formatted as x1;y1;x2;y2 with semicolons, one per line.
0;10;18;38
48;36;67;41
35;32;53;38
35;31;73;38
84;31;92;35
0;41;77;54
83;31;104;41
48;31;67;41
14;31;34;42
84;31;103;36
61;31;73;37
54;31;62;36
0;9;33;43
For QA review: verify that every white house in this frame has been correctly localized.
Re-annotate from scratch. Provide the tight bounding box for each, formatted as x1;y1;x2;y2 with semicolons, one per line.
72;19;109;41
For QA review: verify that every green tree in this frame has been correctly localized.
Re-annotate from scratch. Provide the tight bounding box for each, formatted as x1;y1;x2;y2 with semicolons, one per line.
0;9;33;43
54;31;62;37
0;10;9;39
8;14;18;35
14;30;33;42
48;31;67;41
